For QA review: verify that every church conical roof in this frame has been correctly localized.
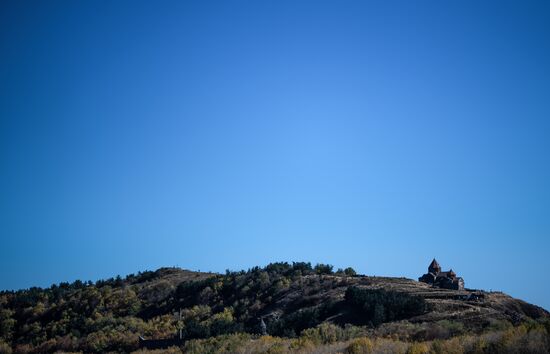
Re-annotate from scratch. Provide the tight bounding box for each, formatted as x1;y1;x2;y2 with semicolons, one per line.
429;258;440;269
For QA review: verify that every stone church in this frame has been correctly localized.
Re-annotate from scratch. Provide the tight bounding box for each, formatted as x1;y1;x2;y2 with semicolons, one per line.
419;259;464;290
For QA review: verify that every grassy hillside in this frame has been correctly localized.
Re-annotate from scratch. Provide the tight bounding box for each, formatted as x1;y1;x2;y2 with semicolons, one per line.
0;263;548;353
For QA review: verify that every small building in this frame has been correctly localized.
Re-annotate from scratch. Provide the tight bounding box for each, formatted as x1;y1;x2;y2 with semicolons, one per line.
419;259;464;290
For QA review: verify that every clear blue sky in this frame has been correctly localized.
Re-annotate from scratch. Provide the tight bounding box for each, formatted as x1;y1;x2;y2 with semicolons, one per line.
1;1;549;310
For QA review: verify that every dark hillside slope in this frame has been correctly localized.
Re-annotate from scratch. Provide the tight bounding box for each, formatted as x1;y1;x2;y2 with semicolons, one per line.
0;263;547;353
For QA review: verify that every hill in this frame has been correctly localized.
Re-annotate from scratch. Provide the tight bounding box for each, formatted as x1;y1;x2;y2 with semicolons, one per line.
1;263;549;353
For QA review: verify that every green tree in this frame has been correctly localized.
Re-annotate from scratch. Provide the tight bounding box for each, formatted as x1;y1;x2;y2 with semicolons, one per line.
344;267;357;276
314;264;334;275
0;309;15;341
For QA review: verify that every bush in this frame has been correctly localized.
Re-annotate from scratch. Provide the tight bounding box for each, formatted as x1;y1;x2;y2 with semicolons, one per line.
301;323;345;344
430;338;464;354
289;337;315;351
0;340;12;354
346;337;373;354
406;342;429;354
413;320;465;341
182;333;251;354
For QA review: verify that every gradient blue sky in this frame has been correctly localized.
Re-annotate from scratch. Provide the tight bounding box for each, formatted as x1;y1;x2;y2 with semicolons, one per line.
1;1;549;310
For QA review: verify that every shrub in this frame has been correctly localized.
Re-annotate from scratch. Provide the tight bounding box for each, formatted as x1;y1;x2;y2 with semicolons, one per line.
182;333;251;354
413;321;464;341
301;323;345;344
0;340;12;354
131;346;182;354
430;338;464;354
289;337;315;351
467;337;487;354
406;342;429;354
346;337;373;354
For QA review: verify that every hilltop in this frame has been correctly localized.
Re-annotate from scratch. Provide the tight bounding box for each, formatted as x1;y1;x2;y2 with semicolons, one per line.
0;263;549;353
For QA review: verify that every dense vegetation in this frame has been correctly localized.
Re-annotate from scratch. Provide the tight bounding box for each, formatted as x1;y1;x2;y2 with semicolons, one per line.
345;287;426;326
0;263;361;353
144;321;550;354
0;263;549;353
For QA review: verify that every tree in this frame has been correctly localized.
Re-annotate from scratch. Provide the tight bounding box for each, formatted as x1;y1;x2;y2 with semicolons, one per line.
344;267;357;276
314;264;334;275
0;309;15;341
345;287;426;326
